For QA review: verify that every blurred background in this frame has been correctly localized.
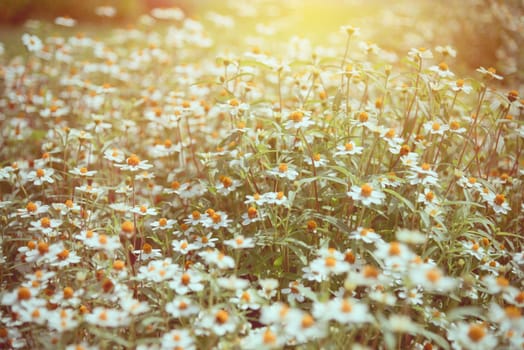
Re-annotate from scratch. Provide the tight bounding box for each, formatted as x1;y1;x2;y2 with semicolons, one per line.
0;0;522;87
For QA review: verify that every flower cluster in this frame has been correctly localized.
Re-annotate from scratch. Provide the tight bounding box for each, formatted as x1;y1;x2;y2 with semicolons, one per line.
0;4;523;350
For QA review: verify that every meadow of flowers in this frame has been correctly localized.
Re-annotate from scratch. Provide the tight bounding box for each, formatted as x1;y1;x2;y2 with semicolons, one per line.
0;3;523;350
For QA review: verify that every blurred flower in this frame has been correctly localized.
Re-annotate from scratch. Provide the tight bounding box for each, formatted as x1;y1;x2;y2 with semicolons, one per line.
22;34;43;52
347;183;386;206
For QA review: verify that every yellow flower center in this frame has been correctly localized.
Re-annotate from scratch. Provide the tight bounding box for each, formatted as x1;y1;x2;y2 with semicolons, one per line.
290;111;304;123
438;62;448;71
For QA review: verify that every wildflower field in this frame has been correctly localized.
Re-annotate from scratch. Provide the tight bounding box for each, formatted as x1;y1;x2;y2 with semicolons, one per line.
1;1;523;349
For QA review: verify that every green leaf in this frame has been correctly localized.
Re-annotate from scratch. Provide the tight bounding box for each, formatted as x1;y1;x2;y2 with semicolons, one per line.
383;188;415;212
273;255;283;267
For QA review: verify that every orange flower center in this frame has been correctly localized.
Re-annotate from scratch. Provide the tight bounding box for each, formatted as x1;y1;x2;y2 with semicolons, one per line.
63;287;74;299
18;287;32;300
363;265;379;278
221;176;232;188
438;62;448;71
301;314;314;328
494;194;505;206
468;324;485;342
113;260;125;270
360;184;373;197
341;299;352;313
325;257;337;267
247;207;258;219
98;234;108;245
290;111;303;122
38;241;49;254
426;268;441;283
263;329;276;344
40;217;51;228
181;273;191;285
143;243;153;254
388;242;401;256
121;221;134;233
215;310;229;324
359;111;368;122
241;291;251;302
345;251;356;264
127;154;140;166
26;201;37;212
57;249;69;260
